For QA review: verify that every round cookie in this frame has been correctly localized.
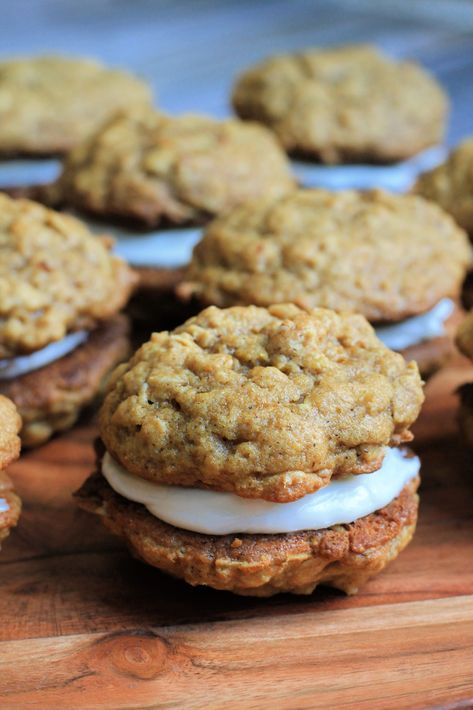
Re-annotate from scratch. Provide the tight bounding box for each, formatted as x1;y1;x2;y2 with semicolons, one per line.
0;395;22;547
0;193;137;445
414;138;473;236
0;55;151;156
99;304;423;503
46;108;296;227
182;189;471;376
0;193;136;357
232;44;448;164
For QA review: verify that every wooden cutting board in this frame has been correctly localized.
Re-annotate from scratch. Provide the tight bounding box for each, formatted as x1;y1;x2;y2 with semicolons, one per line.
1;355;473;709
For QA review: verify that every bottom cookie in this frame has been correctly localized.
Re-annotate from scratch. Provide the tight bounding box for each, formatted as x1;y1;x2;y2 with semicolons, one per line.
76;471;419;597
127;267;199;330
0;315;130;447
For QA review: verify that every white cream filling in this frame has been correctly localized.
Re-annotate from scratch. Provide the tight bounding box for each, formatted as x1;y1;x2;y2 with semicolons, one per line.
0;159;60;187
102;446;419;535
375;298;454;351
292;145;446;192
80;215;203;269
0;498;10;513
0;330;88;380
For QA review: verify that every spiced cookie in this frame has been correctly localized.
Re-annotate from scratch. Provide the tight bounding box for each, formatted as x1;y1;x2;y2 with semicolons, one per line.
77;304;423;595
232;44;448;164
0;395;21;547
414;138;473;236
46;108;296;226
182;189;471;377
0;193;137;446
0;56;151;156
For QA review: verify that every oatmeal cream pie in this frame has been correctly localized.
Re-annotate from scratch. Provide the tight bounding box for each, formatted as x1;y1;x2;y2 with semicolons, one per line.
0;55;152;156
232;44;448;164
76;304;423;596
0;395;21;548
45;108;296;227
181;189;472;378
0;193;137;447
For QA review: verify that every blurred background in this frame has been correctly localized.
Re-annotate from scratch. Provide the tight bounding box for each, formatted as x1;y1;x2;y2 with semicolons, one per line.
2;0;473;143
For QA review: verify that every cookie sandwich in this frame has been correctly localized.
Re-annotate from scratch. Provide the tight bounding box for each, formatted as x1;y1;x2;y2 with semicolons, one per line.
0;395;22;548
0;193;137;446
182;189;471;378
232;44;448;191
233;44;448;165
77;304;424;596
45;107;296;325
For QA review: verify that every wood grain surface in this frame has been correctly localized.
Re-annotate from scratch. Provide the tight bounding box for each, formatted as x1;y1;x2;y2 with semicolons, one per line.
1;352;472;709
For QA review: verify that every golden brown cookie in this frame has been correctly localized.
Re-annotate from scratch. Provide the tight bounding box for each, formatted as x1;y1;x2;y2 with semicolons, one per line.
0;192;137;357
48;108;296;226
414;138;473;235
0;55;151;156
0;395;21;547
76;465;419;597
99;304;423;503
182;190;471;322
0;194;137;446
232;44;448;164
0;315;130;447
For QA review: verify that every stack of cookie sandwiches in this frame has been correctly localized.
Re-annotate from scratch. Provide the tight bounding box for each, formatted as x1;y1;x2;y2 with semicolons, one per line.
0;395;21;549
182;189;471;378
0;55;152;188
0;193;137;447
39;107;296;326
232;44;448;190
77;305;424;596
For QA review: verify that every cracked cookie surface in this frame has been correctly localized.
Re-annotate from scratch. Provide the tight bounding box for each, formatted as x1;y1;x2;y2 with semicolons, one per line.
0;193;137;357
0;55;151;155
99;304;423;503
50;109;296;226
233;44;448;163
184;189;471;322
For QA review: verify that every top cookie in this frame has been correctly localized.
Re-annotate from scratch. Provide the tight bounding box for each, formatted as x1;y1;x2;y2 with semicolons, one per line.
49;109;296;226
414;138;473;234
232;44;448;164
0;395;21;470
99;304;423;503
183;189;471;323
0;56;152;155
0;193;137;357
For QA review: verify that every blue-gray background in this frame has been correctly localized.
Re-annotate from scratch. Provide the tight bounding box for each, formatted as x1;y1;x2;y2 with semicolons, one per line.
2;0;472;144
